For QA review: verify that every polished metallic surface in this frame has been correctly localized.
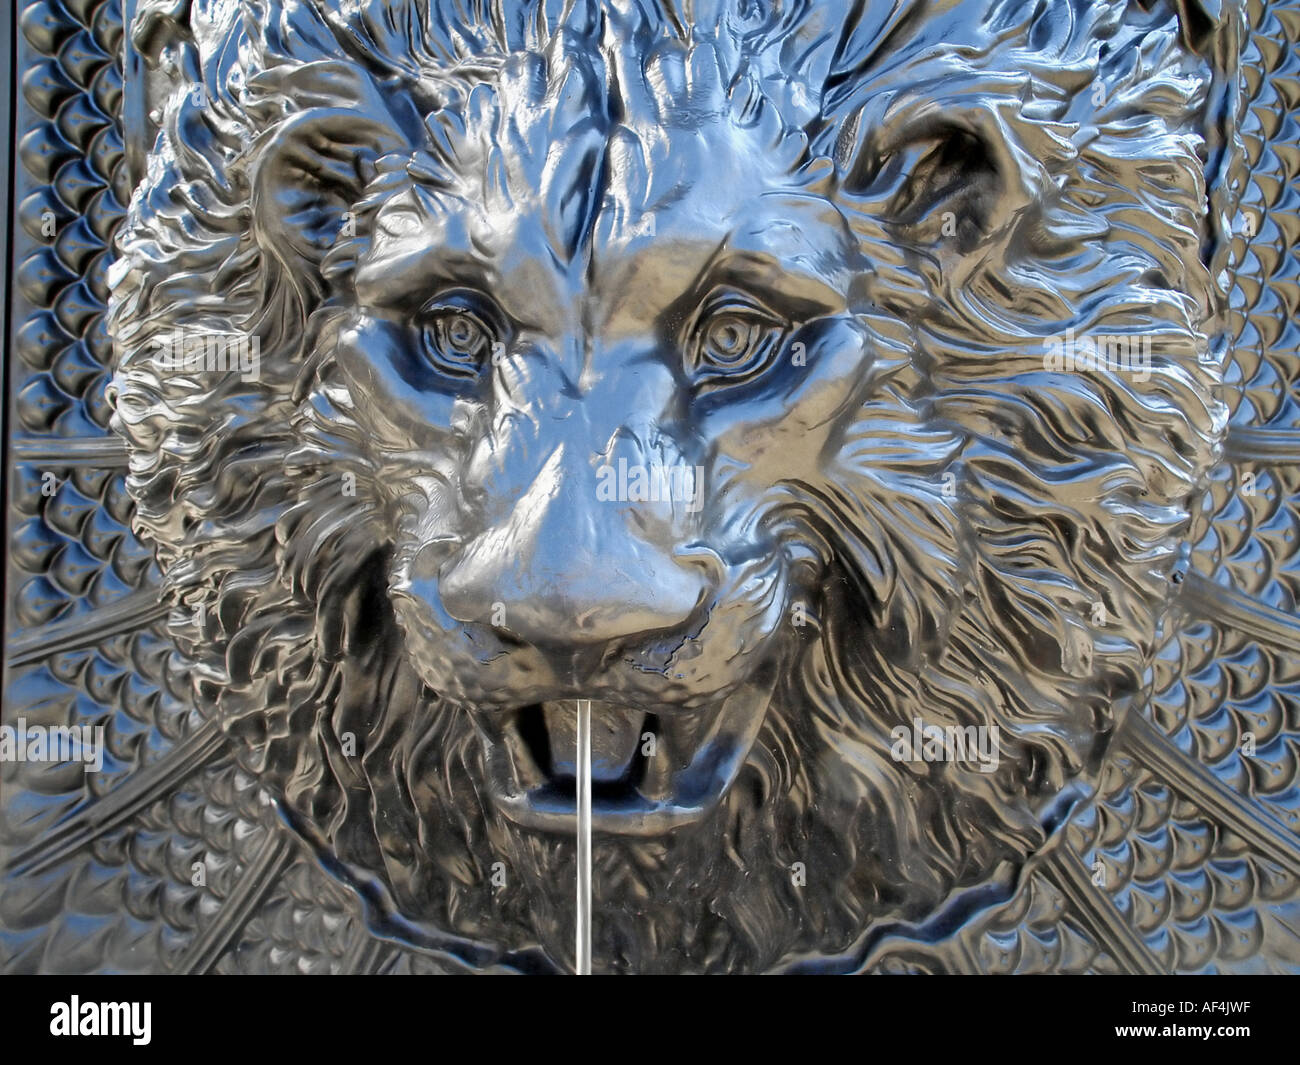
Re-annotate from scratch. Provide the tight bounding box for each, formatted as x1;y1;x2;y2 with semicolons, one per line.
3;0;1299;974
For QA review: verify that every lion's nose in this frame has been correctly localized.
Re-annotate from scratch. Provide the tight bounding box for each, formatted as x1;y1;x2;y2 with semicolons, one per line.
438;446;709;646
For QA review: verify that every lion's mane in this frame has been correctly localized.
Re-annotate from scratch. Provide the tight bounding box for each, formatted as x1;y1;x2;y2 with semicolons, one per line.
109;0;1235;971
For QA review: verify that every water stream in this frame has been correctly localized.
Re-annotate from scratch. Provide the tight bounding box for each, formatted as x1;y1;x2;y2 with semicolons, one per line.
575;698;592;975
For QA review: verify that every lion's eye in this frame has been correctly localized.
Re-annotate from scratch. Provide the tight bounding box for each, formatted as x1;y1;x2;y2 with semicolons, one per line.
687;295;787;387
418;296;501;378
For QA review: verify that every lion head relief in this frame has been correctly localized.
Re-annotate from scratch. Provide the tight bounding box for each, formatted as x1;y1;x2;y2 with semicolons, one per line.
108;0;1235;972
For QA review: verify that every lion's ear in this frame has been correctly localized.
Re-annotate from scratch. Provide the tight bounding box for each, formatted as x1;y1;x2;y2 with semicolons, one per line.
248;62;420;280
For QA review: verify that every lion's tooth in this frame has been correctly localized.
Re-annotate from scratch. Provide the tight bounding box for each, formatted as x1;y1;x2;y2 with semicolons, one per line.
639;716;676;800
481;706;546;792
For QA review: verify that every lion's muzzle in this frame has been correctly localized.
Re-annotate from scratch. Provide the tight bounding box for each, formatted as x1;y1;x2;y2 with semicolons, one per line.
412;430;781;834
436;441;713;646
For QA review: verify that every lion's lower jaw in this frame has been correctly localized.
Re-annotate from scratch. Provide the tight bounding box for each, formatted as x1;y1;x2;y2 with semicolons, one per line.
470;682;775;835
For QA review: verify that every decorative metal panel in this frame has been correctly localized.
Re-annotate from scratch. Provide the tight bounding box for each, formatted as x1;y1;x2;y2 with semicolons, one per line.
3;0;1299;975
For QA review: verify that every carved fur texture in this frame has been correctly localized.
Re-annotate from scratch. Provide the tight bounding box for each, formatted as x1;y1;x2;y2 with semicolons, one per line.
110;0;1232;971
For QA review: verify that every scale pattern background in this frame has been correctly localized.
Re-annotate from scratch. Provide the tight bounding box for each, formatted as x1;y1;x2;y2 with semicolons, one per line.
3;0;1300;973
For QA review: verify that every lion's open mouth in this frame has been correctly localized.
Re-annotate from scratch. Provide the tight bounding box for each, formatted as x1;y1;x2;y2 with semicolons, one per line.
470;685;773;836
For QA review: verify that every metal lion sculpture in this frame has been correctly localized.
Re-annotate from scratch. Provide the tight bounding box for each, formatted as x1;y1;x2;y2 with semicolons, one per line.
106;0;1239;972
